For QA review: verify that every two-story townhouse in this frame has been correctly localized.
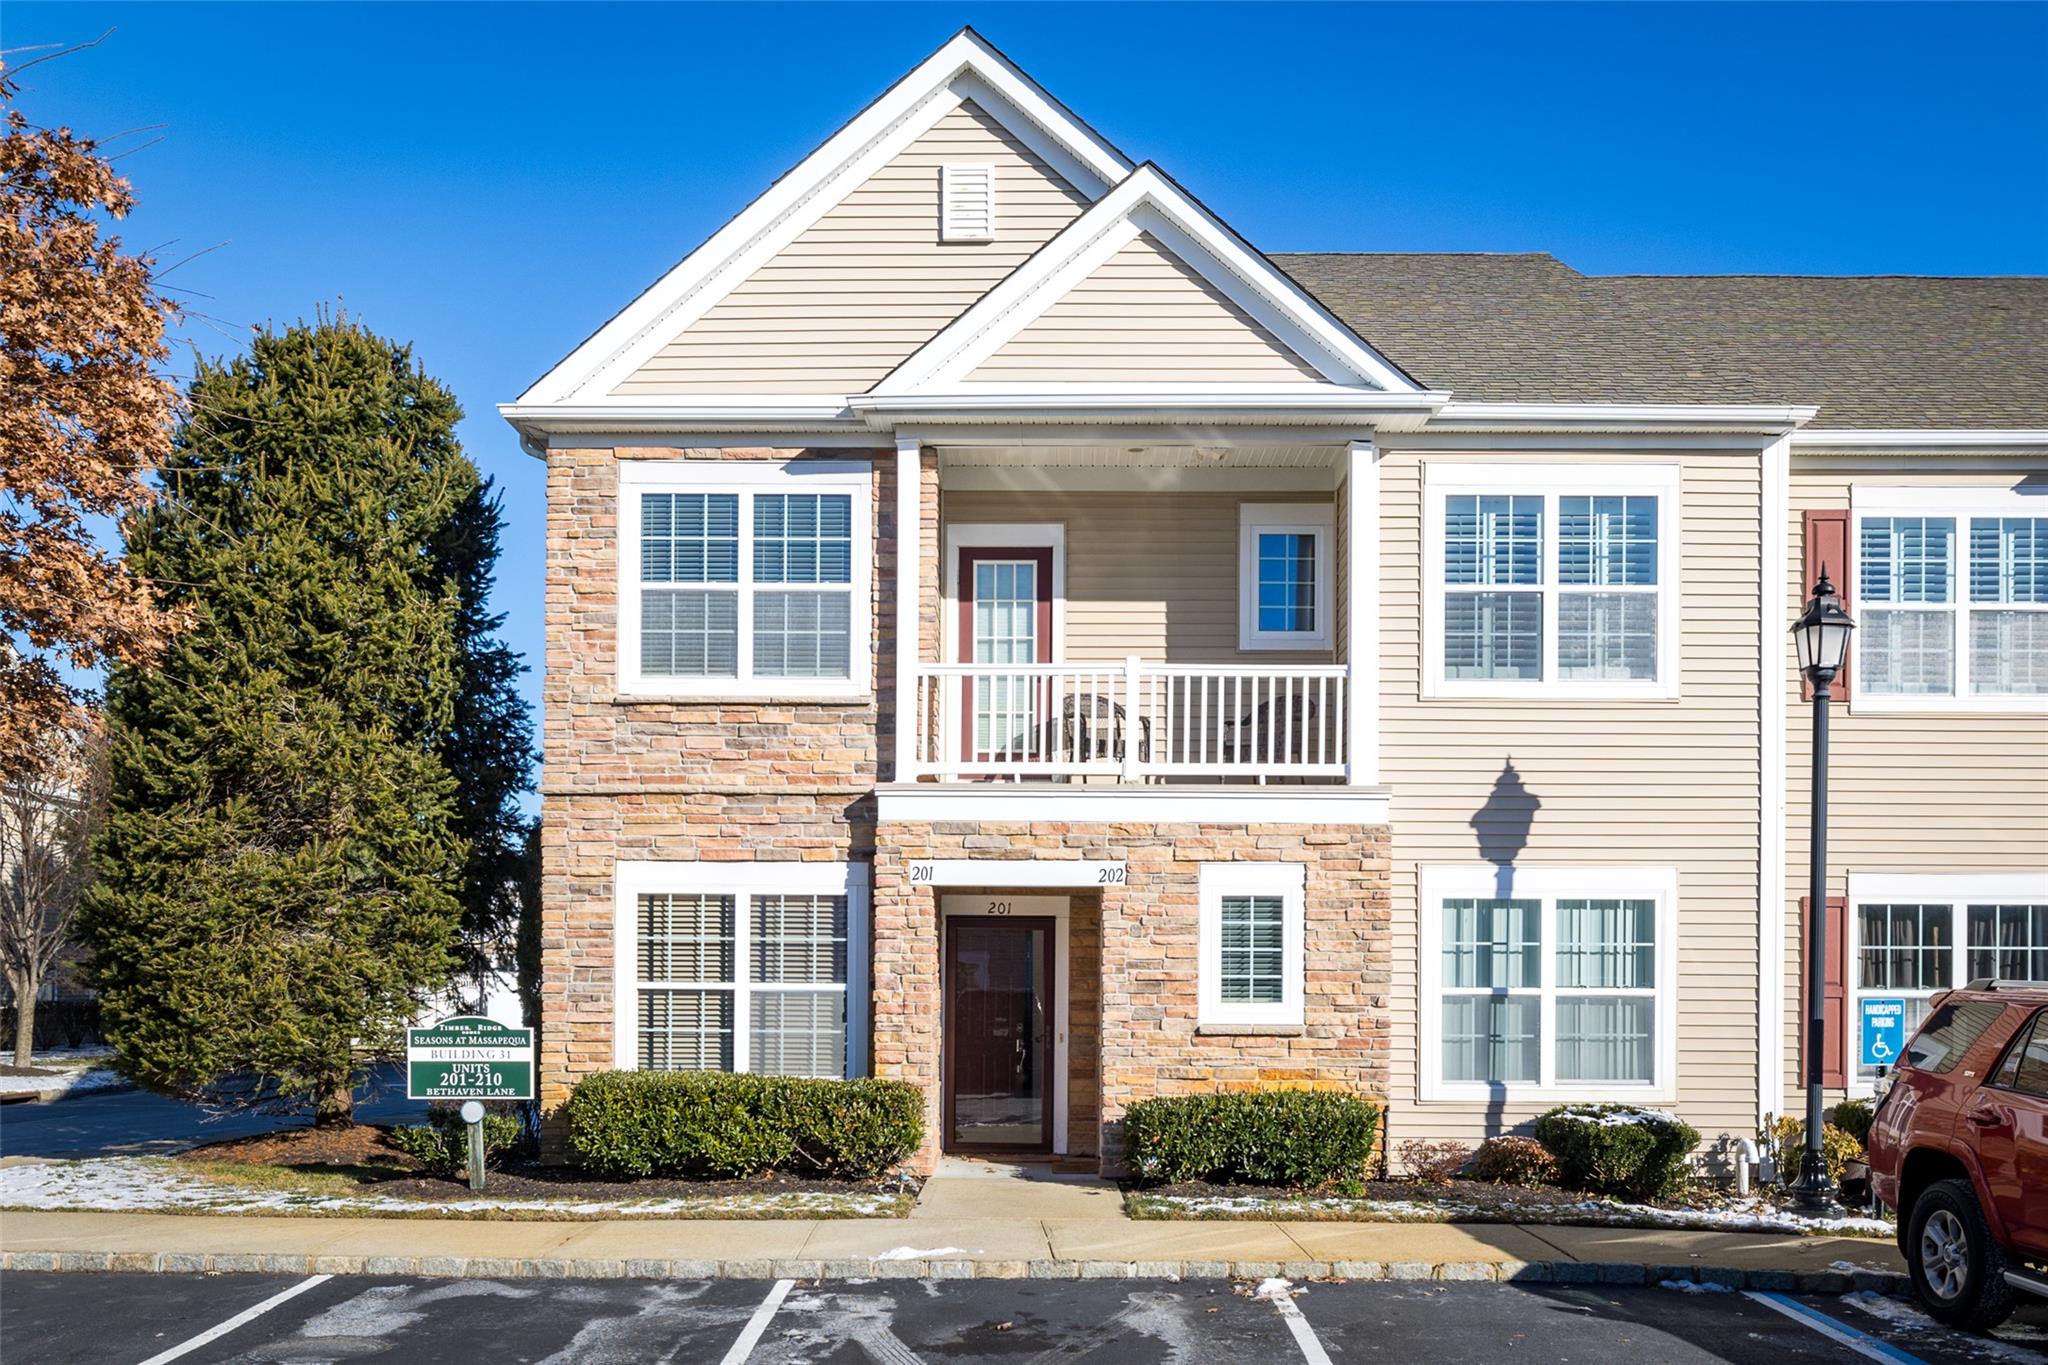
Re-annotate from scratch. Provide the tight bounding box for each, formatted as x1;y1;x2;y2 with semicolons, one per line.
504;30;2047;1175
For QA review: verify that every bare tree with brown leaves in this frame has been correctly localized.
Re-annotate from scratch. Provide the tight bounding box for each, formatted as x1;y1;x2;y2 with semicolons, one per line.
0;43;187;785
0;716;108;1065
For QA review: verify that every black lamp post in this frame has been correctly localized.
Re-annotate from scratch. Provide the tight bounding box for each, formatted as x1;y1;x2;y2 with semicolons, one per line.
1791;568;1855;1214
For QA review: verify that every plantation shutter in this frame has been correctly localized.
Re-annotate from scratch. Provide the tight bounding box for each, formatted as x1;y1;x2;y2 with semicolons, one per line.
1798;894;1849;1088
1802;508;1853;700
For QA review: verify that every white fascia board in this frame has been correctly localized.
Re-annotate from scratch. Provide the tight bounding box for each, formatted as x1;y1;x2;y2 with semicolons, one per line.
1429;402;1820;434
848;390;1448;429
1788;429;2048;450
509;30;1131;411
872;164;1423;397
875;783;1391;825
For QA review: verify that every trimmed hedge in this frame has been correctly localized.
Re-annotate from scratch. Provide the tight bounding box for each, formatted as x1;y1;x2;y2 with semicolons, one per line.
390;1107;528;1176
1121;1090;1380;1188
565;1071;923;1180
1468;1135;1558;1186
1532;1103;1700;1200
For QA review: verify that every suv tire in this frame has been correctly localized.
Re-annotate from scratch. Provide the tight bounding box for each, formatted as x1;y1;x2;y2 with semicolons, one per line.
1906;1177;2016;1331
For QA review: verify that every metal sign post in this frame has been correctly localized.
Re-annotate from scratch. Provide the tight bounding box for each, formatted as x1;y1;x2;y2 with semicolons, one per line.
459;1099;487;1191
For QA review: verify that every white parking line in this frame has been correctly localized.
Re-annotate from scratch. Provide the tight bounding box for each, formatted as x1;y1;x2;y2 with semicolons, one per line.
1743;1291;1927;1364
1269;1293;1335;1365
717;1278;795;1365
135;1274;333;1365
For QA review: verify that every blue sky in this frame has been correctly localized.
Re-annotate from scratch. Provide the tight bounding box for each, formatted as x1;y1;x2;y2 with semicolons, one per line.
13;2;2046;773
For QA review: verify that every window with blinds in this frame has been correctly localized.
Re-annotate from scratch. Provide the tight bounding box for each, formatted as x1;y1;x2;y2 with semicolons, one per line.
1430;469;1675;697
1856;508;2048;702
632;889;850;1077
1218;896;1286;1004
1424;868;1673;1097
1199;863;1304;1027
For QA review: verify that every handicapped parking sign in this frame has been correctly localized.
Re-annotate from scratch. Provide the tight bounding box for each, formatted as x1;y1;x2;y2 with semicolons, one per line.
1861;997;1906;1068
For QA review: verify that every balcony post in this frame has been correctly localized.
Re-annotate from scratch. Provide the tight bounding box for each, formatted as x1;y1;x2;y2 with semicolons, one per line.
1121;655;1143;782
1345;437;1380;785
893;435;922;782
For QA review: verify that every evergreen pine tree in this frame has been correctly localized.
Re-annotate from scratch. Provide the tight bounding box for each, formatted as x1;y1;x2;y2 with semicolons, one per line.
80;318;509;1124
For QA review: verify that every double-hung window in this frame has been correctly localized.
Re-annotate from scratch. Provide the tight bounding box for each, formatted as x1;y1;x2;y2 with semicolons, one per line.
619;460;871;698
1847;872;2048;1090
615;861;869;1078
1425;464;1678;698
1854;488;2048;709
1239;504;1334;650
1421;866;1677;1100
1198;863;1306;1028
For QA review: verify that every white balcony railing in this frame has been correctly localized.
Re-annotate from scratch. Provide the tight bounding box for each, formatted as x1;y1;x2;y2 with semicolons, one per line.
910;659;1351;782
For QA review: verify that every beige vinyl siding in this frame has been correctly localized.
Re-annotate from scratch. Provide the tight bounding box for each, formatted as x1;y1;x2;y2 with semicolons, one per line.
1381;449;1766;1153
613;102;1091;395
966;233;1325;385
942;490;1334;664
1779;459;2048;1110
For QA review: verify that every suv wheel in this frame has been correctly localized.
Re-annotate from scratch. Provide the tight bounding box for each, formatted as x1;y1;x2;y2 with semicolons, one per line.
1906;1178;2016;1331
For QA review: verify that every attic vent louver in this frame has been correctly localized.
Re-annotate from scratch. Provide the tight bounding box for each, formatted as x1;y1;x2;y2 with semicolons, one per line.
940;163;995;243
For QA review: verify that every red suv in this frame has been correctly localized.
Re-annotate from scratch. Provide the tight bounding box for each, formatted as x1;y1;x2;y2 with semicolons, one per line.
1867;980;2048;1329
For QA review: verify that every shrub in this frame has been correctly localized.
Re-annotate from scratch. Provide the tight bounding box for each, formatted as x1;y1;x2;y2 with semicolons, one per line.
565;1071;923;1180
1763;1114;1863;1184
1828;1098;1876;1149
1397;1139;1472;1186
1120;1090;1379;1188
389;1107;528;1177
1532;1103;1700;1200
1468;1135;1559;1186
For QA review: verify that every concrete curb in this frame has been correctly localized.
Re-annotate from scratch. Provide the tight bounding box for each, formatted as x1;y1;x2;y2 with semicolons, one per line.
0;1249;1909;1294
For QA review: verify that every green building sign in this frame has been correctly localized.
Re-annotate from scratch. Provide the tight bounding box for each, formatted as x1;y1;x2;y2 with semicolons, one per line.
406;1015;534;1100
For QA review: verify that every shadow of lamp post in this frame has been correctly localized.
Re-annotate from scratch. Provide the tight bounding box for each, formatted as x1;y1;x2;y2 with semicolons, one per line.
1791;567;1855;1215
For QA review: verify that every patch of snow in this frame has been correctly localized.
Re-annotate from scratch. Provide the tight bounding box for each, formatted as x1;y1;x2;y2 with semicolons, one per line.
872;1246;967;1261
1546;1105;1686;1128
1138;1190;1892;1237
0;1066;125;1097
0;1157;904;1220
1252;1277;1300;1304
1838;1292;2047;1363
1659;1279;1731;1294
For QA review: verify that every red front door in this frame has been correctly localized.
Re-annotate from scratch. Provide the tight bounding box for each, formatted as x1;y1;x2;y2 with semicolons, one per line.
943;915;1055;1152
957;547;1053;768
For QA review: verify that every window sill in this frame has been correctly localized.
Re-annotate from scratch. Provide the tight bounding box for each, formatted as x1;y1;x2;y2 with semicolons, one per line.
611;692;874;706
1195;1023;1305;1037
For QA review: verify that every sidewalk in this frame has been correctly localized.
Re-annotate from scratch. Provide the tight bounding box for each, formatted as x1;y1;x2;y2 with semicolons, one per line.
0;1207;1908;1291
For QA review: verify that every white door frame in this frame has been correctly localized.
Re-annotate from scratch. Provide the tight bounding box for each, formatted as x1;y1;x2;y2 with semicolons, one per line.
941;523;1068;665
939;892;1070;1155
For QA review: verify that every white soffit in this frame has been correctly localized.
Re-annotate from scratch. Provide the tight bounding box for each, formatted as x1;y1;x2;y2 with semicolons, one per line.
511;29;1132;410
867;164;1426;400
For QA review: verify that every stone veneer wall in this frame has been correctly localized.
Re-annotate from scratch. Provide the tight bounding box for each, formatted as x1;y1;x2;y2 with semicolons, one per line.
873;823;1393;1174
538;443;928;1148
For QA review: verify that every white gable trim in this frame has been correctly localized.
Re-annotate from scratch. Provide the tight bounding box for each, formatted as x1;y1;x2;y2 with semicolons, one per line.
871;165;1422;398
514;30;1132;408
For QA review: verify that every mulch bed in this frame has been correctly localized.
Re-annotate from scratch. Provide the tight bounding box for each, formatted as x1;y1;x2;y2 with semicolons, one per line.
174;1122;919;1203
0;1064;62;1078
1134;1176;1676;1214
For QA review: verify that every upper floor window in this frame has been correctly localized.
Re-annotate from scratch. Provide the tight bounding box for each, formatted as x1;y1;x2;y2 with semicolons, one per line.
1423;463;1679;699
618;460;871;699
1854;488;2047;709
1239;504;1333;650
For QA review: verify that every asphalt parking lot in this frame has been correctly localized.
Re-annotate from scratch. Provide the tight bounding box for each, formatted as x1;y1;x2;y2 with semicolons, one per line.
6;1272;2048;1365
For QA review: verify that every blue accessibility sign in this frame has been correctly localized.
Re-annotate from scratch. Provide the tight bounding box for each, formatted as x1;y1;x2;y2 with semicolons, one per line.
1861;997;1906;1068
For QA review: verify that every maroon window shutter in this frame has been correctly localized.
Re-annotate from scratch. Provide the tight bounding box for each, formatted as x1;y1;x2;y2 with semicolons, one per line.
1799;894;1851;1088
1801;509;1853;700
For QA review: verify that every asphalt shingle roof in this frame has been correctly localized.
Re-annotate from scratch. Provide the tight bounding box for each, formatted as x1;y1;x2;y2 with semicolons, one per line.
1272;252;2048;429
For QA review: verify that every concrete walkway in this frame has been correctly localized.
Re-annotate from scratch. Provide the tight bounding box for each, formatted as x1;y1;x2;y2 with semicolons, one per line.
0;1203;1907;1290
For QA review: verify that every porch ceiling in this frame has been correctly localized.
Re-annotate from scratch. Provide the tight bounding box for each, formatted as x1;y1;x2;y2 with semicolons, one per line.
936;443;1346;491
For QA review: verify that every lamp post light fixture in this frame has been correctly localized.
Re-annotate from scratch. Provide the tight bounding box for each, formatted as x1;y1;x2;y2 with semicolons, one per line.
1791;567;1855;1215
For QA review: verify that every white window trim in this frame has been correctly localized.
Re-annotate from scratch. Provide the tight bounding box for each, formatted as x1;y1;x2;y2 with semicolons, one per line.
616;459;873;700
1843;870;2048;1098
1419;864;1680;1104
1849;484;2048;715
1239;503;1334;651
1422;462;1681;700
1198;862;1306;1028
613;859;870;1079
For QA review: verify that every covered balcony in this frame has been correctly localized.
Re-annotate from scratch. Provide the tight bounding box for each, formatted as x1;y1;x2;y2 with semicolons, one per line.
890;438;1380;788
